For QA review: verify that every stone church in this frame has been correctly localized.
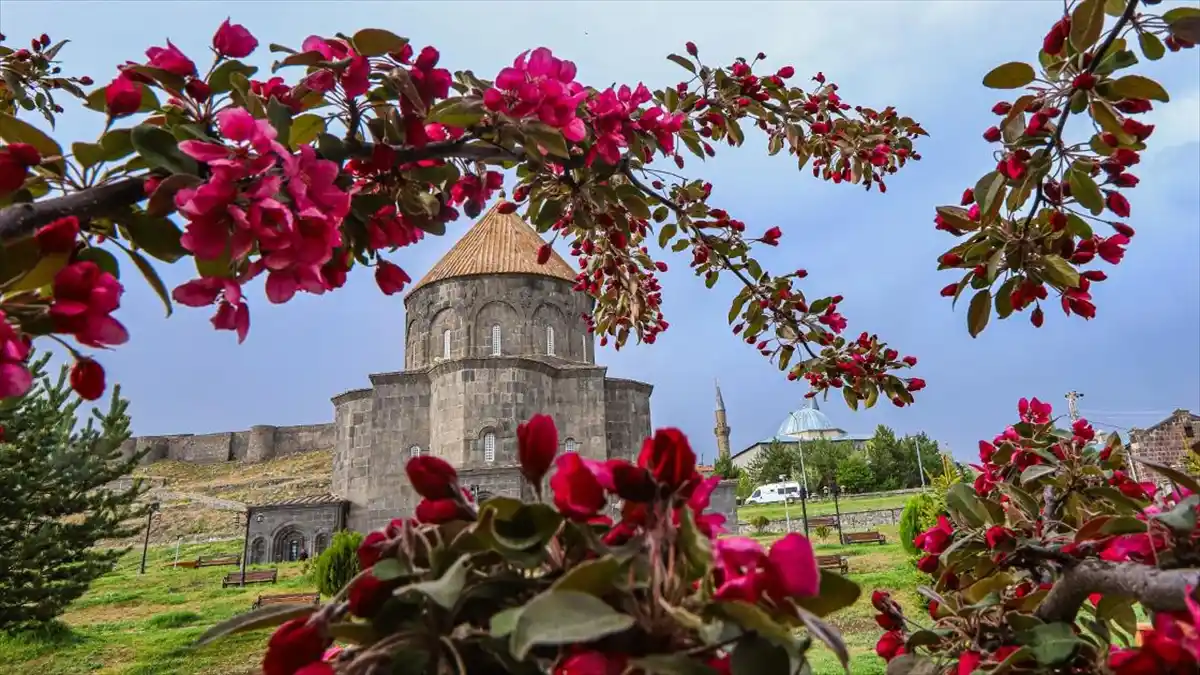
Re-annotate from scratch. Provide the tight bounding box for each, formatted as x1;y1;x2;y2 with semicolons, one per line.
123;206;655;564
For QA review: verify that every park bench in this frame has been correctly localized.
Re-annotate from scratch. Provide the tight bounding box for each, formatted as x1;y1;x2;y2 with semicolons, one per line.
222;569;278;587
252;592;320;610
842;531;887;545
196;554;241;568
816;554;849;574
808;516;839;529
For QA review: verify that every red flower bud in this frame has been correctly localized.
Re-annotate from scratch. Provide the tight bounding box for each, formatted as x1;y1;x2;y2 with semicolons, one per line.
1031;306;1044;327
685;41;698;56
982;126;1002;142
536;243;552;265
497;201;518;214
35;215;80;254
960;188;974;206
776;66;795;79
939;252;962;266
636;428;696;490
405;455;459;500
1104;190;1131;218
517;414;558;485
939;283;958;297
69;358;106;401
1071;72;1096;90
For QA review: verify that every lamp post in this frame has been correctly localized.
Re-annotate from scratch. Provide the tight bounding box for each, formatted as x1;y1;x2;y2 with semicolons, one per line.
832;483;844;544
798;486;810;537
139;502;160;575
779;474;792;533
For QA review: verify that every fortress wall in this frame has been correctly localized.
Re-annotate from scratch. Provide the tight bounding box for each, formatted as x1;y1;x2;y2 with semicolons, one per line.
126;421;335;467
165;432;233;464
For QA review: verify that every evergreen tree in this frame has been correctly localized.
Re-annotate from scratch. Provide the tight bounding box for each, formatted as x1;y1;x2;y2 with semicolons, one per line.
746;441;801;487
711;452;741;480
0;352;145;633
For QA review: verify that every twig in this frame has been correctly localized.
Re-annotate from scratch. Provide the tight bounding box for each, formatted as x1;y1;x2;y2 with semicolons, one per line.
1035;559;1200;623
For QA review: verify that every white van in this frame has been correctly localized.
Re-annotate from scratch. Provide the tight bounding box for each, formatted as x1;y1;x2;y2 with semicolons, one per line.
744;481;802;505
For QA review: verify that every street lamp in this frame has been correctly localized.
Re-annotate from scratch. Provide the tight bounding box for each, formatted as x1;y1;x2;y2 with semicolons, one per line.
832;483;844;544
139;502;160;575
779;474;792;533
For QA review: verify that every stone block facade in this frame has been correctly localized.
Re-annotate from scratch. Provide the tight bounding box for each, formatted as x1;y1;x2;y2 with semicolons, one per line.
1130;409;1199;483
119;422;335;466
245;498;349;564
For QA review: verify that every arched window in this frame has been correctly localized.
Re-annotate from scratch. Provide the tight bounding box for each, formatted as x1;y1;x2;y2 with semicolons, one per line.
565;438;577;454
410;445;422;459
314;533;329;555
490;324;501;356
442;329;451;359
546;326;555;356
484;432;496;464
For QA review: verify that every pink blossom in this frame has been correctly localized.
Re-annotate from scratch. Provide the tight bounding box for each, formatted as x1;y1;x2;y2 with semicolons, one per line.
49;262;128;348
1018;397;1052;424
300;36;369;98
145;40;196;78
173;278;251;343
0;312;32;398
485;48;587;142
212;19;258;59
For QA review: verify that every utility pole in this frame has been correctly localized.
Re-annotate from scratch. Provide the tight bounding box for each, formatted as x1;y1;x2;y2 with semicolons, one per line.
1065;391;1084;422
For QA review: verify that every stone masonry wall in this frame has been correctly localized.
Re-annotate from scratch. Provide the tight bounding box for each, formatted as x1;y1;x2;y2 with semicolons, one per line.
121;422;336;466
403;274;595;371
1130;409;1198;483
604;379;654;463
735;507;904;535
246;502;347;563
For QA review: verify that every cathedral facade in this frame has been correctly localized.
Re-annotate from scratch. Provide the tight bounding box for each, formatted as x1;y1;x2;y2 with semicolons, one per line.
126;206;654;562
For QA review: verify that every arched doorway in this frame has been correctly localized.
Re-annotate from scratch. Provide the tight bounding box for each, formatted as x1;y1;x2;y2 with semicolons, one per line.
250;537;266;565
272;526;306;562
313;532;329;556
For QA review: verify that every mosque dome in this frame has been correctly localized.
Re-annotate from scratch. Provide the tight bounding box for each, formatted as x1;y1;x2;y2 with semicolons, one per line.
776;397;839;437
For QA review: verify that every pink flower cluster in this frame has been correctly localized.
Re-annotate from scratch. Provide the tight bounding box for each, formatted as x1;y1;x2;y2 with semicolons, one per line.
169;107;351;341
1109;588;1200;674
711;533;821;604
484;48;587;142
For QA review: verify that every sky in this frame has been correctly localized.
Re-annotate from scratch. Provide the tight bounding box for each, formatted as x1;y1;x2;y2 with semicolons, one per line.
3;0;1198;464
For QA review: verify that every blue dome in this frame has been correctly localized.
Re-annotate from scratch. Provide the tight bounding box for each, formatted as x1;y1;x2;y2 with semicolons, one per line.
777;399;836;437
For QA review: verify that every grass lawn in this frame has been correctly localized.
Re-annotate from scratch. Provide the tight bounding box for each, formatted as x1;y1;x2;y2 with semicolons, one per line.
737;491;913;522
0;526;917;674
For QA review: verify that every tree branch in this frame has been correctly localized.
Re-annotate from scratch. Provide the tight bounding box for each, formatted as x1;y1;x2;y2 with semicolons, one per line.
1035;559;1200;623
0;139;519;244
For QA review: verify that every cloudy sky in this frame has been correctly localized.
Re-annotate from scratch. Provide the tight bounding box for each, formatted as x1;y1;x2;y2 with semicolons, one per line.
3;0;1198;463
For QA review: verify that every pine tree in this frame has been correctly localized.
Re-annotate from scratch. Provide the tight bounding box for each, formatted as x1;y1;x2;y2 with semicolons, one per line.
0;351;146;633
711;452;741;480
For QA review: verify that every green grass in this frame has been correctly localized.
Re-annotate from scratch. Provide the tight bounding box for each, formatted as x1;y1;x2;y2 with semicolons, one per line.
738;492;912;521
0;528;917;674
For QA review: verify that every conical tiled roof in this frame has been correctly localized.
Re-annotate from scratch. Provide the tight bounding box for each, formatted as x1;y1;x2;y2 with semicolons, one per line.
407;203;577;295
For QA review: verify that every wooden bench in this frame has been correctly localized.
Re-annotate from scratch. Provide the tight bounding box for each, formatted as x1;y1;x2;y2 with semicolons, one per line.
816;554;848;574
222;569;278;587
197;554;241;568
252;592;320;610
808;516;839;529
842;531;887;545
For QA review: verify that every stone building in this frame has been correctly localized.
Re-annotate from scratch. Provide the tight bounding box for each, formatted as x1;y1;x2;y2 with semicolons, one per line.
126;206;658;560
1129;409;1199;484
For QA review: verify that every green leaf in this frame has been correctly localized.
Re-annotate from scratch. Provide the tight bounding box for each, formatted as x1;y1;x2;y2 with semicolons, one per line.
122;213;188;263
1110;74;1170;102
792;570;861;618
1138;32;1166;61
551;556;621;596
123;246;172;317
667;54;697;74
974;172;1004;220
1136;458;1200;493
796;606;849;671
193;602;317;647
1070;0;1106;53
99;128;135;162
1099;515;1148;535
489;606;523;638
1095;594;1137;635
994;276;1019;319
490;503;563;552
7;251;68;292
1040;254;1080;290
946;483;989;527
396;553;472;609
981;62;1036;89
371;557;411;581
658;222;677;249
131;125;199;175
522;122;570;158
0;111;65;174
677;506;713;581
317;133;349;163
715;601;794;647
999;482;1040;517
509;590;634;660
1165;11;1200;44
284;114;323;149
843;387;859;411
1067;170;1104;216
1089;101;1134;145
425;98;487;129
77;247;120;278
209;60;258;94
352;28;408;57
885;654;942;675
1020;464;1057;486
617;185;652;220
1017;622;1082;666
266;97;293;144
731;634;792;675
71;141;106;169
967;289;991;338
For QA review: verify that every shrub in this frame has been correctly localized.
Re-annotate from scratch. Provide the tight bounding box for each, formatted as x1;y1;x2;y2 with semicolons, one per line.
750;515;771;535
813;524;833;543
898;494;927;556
308;530;364;598
144;610;201;629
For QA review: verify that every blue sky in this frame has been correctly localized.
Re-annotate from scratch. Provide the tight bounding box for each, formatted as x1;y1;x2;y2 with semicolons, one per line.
4;1;1198;463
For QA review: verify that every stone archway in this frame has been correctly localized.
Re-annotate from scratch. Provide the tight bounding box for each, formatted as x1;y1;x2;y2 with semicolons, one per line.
249;537;266;565
272;525;307;563
313;532;330;556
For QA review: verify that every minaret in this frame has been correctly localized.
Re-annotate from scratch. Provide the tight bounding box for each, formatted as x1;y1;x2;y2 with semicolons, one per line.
714;380;732;461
